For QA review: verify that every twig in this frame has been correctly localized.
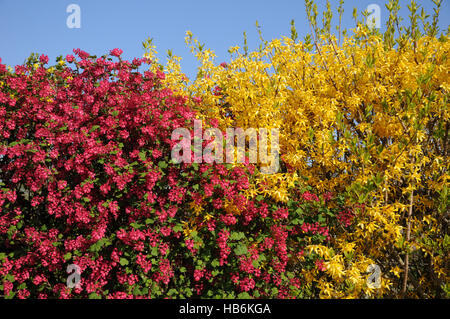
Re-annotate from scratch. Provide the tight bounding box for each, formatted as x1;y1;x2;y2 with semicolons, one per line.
401;157;415;297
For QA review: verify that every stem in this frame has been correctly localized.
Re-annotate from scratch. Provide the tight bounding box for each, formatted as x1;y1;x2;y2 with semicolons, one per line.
402;176;414;297
384;179;388;205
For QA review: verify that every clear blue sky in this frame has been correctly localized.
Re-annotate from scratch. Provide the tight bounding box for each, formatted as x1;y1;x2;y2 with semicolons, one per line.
0;0;448;79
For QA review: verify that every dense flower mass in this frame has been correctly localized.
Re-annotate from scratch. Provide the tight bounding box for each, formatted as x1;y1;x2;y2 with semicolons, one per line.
142;1;449;299
0;49;349;299
1;1;449;299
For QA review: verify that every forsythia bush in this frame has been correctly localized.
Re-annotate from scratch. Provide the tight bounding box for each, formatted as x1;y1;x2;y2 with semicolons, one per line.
143;0;449;298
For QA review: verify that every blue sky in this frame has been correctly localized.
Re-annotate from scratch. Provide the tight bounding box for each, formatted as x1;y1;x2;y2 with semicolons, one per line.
0;0;448;79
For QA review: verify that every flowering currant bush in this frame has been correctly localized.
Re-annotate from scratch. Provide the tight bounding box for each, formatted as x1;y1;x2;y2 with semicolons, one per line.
0;50;350;299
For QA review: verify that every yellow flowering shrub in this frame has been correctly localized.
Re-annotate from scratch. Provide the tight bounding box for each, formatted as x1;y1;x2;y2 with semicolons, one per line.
143;0;449;298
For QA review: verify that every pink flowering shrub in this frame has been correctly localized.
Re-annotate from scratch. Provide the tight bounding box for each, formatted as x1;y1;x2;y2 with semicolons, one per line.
0;51;351;299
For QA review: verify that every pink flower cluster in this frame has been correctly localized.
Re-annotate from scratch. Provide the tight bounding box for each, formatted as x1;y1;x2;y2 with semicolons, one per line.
302;191;319;202
337;209;355;227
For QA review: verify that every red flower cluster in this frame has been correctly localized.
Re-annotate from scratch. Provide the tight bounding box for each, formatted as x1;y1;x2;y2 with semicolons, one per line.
337;209;355;227
301;191;319;202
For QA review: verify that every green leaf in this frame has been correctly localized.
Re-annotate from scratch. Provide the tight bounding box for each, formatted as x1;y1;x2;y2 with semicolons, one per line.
158;161;168;169
234;244;248;256
190;230;198;238
173;224;183;232
318;214;326;223
89;292;102;299
212;270;220;276
167;288;178;296
230;231;245;241
119;258;129;266
17;283;26;290
139;151;146;161
4;292;15;299
130;222;143;229
89;238;111;252
5;274;15;282
133;286;142;296
185;288;193;297
237;292;251;299
89;125;100;132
